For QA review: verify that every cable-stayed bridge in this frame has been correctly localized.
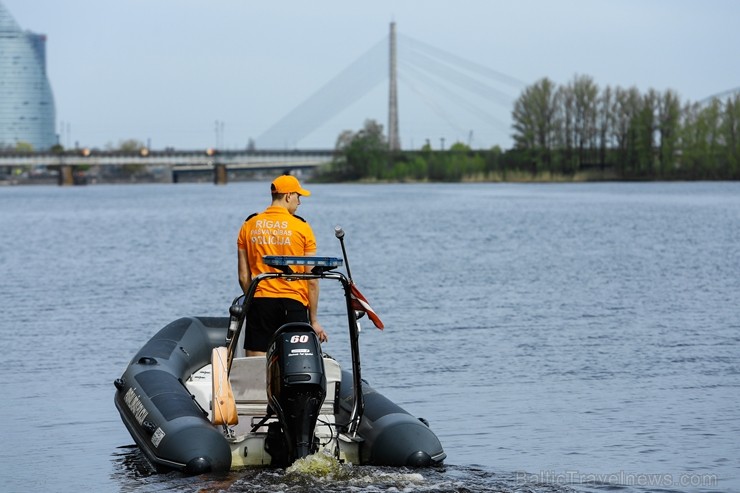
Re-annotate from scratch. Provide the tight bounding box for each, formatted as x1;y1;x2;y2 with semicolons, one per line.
256;23;528;150
3;23;530;184
253;24;740;150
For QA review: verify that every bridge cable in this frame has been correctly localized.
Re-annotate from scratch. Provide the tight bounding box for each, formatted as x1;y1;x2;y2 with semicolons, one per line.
398;33;527;89
399;63;512;133
257;39;386;148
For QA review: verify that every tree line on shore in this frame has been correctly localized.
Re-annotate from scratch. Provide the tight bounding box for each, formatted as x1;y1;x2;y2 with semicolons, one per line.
320;75;740;182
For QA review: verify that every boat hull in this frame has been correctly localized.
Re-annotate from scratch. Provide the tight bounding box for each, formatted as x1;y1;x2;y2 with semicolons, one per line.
338;371;446;466
114;317;231;474
114;316;445;473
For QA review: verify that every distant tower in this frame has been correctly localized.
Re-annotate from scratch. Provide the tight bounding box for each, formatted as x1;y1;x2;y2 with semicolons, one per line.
388;22;400;151
0;1;57;151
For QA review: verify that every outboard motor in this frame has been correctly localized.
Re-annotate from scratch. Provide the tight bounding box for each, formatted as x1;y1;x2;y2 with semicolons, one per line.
266;322;327;465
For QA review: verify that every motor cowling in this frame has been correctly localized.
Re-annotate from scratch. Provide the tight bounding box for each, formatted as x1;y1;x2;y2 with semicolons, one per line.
266;322;326;465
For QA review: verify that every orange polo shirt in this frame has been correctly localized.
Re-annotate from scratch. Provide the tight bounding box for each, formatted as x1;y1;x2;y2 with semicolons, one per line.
237;206;317;305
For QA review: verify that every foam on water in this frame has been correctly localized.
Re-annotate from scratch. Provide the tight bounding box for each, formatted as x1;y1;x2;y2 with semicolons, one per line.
285;450;347;479
285;450;426;490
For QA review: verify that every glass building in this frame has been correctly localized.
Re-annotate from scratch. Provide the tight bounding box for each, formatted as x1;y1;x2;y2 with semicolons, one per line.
0;2;56;151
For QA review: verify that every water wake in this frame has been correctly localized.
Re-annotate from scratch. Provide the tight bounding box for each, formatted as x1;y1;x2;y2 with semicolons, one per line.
285;450;426;489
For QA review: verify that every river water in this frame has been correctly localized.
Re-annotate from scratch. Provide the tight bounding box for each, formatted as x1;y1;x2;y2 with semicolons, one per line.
1;181;738;493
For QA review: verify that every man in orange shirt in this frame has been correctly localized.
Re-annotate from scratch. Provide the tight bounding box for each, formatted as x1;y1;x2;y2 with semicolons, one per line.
237;175;328;356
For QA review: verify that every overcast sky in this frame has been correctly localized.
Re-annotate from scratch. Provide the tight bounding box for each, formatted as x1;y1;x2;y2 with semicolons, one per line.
4;0;739;151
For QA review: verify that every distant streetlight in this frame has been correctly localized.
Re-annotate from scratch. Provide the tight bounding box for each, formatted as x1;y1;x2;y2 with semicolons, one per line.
214;120;225;149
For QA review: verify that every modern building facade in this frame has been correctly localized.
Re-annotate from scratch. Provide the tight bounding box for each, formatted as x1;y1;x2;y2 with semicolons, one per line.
0;1;56;151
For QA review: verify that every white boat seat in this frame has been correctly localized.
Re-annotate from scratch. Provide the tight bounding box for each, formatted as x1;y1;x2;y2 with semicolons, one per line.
228;355;342;416
229;357;268;416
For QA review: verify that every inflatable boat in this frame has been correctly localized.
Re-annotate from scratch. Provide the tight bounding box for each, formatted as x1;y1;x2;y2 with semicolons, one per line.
114;228;445;474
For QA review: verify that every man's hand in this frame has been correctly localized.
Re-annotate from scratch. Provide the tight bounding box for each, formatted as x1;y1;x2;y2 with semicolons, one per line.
312;321;328;343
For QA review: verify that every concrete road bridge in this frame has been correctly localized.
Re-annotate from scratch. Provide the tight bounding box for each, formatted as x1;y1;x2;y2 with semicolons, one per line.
0;149;334;185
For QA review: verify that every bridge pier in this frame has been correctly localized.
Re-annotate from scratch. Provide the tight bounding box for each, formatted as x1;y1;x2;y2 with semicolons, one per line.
213;163;227;185
162;165;174;183
58;165;74;186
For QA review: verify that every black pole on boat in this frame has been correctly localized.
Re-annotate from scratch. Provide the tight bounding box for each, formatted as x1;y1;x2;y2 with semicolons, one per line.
335;225;365;433
335;225;353;282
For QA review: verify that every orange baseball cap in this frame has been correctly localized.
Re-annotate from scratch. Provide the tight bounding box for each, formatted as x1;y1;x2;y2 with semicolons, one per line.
271;175;311;196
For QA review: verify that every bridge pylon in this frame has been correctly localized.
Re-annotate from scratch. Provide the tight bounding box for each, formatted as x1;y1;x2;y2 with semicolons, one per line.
388;22;400;151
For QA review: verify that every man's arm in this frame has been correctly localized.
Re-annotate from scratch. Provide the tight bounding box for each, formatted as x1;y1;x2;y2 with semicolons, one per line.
237;248;251;295
307;278;328;343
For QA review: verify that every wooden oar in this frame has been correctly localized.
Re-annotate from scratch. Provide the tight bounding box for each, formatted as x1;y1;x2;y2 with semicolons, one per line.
211;346;238;426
